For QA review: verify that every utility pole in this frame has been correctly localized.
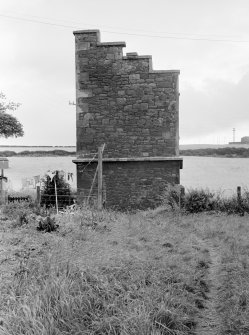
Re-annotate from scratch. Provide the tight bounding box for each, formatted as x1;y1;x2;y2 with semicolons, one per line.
233;128;236;142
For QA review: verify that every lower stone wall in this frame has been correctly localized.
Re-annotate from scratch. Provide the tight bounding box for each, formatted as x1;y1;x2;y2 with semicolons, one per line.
76;160;181;210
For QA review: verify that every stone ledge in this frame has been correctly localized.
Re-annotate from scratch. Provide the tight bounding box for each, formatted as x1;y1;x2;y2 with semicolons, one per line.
150;70;180;74
123;55;152;60
97;42;126;47
73;29;100;35
73;156;183;168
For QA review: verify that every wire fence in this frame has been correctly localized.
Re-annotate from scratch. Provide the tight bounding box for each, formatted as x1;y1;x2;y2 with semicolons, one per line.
8;196;31;203
37;186;105;210
39;186;75;209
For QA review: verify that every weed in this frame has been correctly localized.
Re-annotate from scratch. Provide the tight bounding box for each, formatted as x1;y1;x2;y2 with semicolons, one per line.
36;215;59;232
184;189;216;213
2;201;33;220
161;184;182;211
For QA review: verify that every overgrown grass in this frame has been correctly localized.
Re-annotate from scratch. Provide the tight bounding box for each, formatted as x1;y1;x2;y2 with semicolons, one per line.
213;222;249;334
1;200;38;228
0;207;212;335
0;203;249;334
189;214;249;334
0;258;199;334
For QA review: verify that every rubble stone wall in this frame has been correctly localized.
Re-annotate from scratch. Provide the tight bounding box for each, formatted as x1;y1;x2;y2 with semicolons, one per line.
74;30;179;158
76;160;181;210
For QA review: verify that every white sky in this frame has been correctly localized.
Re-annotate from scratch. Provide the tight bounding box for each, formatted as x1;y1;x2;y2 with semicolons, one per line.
1;0;249;145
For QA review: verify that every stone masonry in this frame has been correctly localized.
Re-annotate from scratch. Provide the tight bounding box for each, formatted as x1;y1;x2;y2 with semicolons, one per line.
73;30;183;210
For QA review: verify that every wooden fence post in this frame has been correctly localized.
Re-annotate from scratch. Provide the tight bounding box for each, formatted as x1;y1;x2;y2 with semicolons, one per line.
54;179;59;214
98;146;103;210
97;144;105;210
36;186;41;206
179;186;185;209
87;165;98;205
0;169;3;205
0;159;8;205
237;186;244;216
0;169;7;205
237;186;242;203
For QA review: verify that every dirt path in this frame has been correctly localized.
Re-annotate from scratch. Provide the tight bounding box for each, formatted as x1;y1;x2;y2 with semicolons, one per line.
195;242;222;335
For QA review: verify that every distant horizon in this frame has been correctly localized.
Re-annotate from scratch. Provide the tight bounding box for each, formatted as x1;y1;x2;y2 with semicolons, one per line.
0;145;76;147
0;143;227;147
0;143;248;147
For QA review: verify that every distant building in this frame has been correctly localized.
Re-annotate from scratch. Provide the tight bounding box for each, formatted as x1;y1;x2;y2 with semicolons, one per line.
241;136;249;144
229;136;249;145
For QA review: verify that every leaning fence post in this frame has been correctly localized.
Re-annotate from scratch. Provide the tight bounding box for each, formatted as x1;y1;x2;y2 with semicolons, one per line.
87;165;98;205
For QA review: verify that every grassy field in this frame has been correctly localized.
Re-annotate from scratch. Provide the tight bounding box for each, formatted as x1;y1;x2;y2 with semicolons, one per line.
0;206;248;334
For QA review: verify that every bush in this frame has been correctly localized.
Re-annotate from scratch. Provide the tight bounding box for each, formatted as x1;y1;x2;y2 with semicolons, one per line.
162;186;249;215
216;193;249;215
36;215;59;232
184;189;216;213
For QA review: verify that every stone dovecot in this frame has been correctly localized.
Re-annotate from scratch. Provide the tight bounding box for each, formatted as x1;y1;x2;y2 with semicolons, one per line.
73;29;183;210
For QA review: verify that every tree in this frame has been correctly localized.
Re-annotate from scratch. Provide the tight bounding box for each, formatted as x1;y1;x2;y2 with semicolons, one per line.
0;92;24;138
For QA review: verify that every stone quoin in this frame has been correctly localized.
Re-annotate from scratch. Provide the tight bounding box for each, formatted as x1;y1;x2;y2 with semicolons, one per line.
73;29;183;210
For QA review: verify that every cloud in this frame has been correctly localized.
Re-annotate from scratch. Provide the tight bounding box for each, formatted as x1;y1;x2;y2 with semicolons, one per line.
1;0;249;146
180;71;249;140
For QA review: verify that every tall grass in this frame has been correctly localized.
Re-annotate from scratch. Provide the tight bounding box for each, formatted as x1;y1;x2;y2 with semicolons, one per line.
1;201;249;334
0;257;198;334
0;208;213;335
